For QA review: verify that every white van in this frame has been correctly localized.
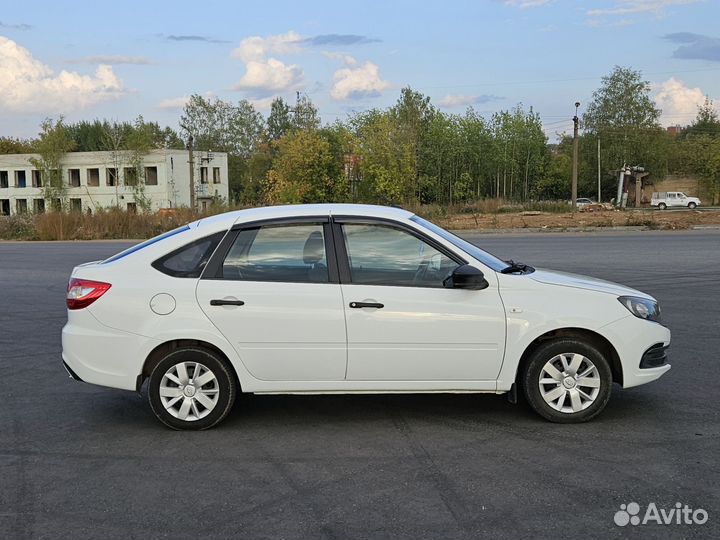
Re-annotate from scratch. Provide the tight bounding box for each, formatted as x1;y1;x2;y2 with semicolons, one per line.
651;192;701;210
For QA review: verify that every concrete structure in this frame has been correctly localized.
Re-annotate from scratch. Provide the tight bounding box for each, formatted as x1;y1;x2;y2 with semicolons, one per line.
0;149;229;215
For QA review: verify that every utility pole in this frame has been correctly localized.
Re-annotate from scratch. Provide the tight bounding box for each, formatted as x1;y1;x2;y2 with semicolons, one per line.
571;101;580;211
180;123;196;211
597;138;601;203
187;134;195;211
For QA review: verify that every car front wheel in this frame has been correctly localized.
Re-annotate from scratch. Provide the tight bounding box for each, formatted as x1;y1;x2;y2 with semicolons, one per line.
522;338;612;423
688;202;697;209
148;347;237;430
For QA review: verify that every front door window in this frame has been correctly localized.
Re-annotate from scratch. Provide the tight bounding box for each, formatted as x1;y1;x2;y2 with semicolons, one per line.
341;224;458;288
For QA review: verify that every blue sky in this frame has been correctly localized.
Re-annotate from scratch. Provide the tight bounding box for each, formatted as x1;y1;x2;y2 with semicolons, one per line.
1;0;719;139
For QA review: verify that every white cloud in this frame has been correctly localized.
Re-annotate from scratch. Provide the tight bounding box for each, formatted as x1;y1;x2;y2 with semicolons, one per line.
330;57;391;100
0;36;124;113
232;31;303;62
234;58;304;95
232;32;305;96
439;94;504;107
504;0;552;7
654;77;714;126
587;0;700;17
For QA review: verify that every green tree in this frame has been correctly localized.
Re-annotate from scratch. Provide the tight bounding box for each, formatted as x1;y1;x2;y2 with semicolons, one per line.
0;137;36;154
267;97;292;140
29;118;76;209
582;66;667;186
681;96;720;139
180;94;264;199
352;110;415;204
265;130;347;204
290;93;321;132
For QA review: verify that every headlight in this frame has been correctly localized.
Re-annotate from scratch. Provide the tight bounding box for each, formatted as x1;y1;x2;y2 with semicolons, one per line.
618;296;661;323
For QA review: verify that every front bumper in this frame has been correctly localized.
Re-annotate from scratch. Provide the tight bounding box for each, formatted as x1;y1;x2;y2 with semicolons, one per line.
600;316;671;389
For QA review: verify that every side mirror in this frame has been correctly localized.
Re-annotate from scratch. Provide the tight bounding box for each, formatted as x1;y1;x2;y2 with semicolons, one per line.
444;264;489;290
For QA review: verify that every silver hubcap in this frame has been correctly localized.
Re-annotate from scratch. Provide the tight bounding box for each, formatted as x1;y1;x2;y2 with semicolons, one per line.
159;362;219;421
539;353;601;414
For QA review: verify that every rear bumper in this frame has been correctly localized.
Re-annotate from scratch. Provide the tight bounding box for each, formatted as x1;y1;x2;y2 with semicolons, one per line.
62;310;158;391
62;360;83;381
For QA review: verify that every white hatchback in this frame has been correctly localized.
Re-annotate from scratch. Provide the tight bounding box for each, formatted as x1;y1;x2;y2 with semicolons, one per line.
62;204;671;429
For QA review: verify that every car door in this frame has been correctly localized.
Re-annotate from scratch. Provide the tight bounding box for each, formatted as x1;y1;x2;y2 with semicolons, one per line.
196;218;347;381
333;219;506;381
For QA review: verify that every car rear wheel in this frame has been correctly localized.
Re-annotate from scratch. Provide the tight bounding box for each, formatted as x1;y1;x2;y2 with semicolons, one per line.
658;203;667;210
148;347;236;430
688;202;697;209
522;338;612;423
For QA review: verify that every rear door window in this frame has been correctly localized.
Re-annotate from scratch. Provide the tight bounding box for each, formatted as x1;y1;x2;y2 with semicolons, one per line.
222;224;328;283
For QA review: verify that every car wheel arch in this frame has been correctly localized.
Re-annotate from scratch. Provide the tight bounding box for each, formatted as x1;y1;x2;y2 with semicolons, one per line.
138;339;242;392
514;327;623;387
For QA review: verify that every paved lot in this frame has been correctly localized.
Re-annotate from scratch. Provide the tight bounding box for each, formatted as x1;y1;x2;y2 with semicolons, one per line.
1;230;718;540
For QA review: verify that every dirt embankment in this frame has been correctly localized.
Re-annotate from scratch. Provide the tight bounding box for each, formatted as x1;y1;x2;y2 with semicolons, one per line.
436;209;720;231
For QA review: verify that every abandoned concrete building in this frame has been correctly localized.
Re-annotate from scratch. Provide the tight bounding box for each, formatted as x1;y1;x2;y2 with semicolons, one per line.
0;149;229;215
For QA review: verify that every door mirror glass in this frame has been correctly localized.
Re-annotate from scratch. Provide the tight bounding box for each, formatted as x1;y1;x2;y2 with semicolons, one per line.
444;264;489;290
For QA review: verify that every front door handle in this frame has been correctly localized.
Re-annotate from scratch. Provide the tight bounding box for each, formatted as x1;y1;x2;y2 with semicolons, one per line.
349;301;384;309
210;299;245;306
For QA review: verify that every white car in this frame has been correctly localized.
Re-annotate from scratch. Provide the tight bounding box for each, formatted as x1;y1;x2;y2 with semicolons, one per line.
575;198;594;209
651;191;701;210
62;204;671;429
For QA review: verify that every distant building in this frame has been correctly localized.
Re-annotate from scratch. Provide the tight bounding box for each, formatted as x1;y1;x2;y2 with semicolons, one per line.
0;149;229;216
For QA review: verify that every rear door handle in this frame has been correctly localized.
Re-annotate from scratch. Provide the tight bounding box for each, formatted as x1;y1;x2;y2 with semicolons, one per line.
349;301;384;309
210;299;245;306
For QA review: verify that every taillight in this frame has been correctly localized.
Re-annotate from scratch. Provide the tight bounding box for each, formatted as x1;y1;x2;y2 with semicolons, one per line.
66;278;111;310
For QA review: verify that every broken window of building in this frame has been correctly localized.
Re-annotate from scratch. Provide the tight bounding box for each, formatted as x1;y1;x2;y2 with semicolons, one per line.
52;198;62;211
69;169;81;187
145;166;158;186
124;167;138;186
31;170;43;188
1;171;10;188
87;168;100;187
213;167;221;184
200;166;209;184
127;202;137;213
33;199;45;214
15;170;27;188
16;199;28;214
106;168;118;186
1;199;10;215
70;198;82;212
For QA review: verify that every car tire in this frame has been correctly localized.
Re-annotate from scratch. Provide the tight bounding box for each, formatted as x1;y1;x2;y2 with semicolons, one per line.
688;202;697;209
521;338;612;423
148;347;237;430
658;203;667;210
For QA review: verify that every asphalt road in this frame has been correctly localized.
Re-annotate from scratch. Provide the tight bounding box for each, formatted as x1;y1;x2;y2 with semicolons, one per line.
1;230;718;540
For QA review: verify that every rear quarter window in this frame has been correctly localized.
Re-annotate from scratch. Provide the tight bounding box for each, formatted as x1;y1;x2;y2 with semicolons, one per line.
152;231;226;278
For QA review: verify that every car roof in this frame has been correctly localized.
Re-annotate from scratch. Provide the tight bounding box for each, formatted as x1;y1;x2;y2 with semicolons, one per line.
194;203;415;231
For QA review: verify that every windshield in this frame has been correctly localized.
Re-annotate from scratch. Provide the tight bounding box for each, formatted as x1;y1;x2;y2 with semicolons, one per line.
102;225;190;264
410;215;510;272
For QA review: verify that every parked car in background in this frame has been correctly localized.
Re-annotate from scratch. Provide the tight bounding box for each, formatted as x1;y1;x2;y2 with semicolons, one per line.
62;204;671;429
576;198;594;209
651;191;701;210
